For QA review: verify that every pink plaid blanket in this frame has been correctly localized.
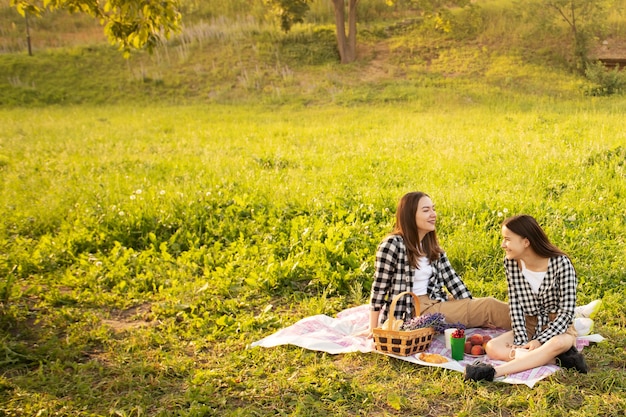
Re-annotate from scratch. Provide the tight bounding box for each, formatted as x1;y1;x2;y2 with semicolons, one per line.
251;304;603;387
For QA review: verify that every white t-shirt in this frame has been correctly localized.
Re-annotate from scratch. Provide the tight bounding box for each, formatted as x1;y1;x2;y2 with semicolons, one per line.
521;260;547;294
412;256;432;295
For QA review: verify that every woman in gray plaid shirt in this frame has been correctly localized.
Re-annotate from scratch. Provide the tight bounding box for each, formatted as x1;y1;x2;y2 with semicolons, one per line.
368;191;511;336
465;215;588;382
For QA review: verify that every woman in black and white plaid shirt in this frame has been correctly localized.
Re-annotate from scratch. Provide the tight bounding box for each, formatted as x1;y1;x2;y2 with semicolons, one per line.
368;191;511;336
465;215;588;382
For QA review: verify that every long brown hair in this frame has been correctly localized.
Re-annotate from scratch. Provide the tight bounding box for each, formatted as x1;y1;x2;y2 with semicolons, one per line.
502;215;567;258
391;192;443;268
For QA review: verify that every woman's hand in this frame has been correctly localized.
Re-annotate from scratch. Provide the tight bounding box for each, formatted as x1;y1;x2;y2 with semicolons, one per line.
369;310;380;339
522;339;542;351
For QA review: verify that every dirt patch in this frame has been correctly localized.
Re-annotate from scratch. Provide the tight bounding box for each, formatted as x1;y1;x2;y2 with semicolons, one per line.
102;302;155;333
591;37;626;70
359;41;402;82
593;38;626;59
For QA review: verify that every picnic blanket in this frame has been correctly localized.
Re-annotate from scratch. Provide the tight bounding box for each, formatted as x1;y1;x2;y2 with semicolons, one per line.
250;304;605;388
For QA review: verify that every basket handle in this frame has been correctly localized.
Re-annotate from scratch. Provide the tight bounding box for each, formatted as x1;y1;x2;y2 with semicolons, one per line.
388;291;421;320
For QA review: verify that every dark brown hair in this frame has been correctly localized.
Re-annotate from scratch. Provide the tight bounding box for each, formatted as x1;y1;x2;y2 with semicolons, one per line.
391;192;443;267
502;215;567;258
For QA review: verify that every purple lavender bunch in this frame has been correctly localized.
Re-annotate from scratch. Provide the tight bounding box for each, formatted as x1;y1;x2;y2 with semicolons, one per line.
401;314;467;334
401;312;446;333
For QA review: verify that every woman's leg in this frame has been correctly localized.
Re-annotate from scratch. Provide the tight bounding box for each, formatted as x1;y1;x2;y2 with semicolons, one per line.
485;314;578;362
420;296;511;329
491;333;575;378
467;330;585;381
484;330;515;361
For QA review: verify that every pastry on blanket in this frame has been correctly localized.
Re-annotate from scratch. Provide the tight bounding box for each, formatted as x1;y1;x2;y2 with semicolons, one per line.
419;353;449;364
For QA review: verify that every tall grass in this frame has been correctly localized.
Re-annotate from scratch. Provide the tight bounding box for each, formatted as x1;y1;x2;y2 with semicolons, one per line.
0;101;625;415
2;0;626;107
0;1;625;415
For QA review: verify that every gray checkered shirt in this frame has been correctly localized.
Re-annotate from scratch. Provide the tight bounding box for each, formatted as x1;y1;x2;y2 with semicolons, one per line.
505;256;577;345
370;235;472;324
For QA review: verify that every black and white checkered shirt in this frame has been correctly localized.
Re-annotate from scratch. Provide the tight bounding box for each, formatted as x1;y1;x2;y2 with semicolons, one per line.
370;235;472;324
505;256;577;345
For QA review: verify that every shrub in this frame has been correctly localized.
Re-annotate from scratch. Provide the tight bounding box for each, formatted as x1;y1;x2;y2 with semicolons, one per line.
583;60;626;96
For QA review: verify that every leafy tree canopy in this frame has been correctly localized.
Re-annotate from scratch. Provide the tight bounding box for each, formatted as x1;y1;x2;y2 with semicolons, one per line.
10;0;182;56
263;0;311;32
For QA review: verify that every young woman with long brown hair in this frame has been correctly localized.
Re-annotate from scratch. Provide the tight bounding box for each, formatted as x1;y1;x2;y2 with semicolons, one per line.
464;214;588;382
368;191;511;335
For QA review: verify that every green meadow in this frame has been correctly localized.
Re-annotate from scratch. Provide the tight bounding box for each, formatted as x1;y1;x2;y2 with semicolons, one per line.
1;1;626;416
2;102;625;416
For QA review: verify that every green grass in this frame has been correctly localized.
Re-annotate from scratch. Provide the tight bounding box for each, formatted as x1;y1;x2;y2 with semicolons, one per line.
2;0;625;107
1;0;626;416
0;102;625;416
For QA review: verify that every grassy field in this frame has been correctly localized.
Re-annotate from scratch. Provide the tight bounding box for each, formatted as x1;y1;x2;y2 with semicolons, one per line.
1;1;626;416
2;0;626;107
1;102;625;416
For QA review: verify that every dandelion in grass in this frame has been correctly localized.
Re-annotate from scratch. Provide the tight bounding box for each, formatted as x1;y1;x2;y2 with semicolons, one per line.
130;195;136;200
160;190;166;195
118;211;125;216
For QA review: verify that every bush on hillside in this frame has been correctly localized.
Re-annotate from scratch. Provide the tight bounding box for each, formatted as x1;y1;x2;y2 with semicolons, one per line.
583;60;626;96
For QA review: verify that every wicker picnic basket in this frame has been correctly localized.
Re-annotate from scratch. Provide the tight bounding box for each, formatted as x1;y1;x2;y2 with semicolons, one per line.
372;291;436;356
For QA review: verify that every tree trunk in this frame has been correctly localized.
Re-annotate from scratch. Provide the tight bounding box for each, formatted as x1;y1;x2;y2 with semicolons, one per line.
346;0;358;62
25;13;32;56
332;0;359;63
